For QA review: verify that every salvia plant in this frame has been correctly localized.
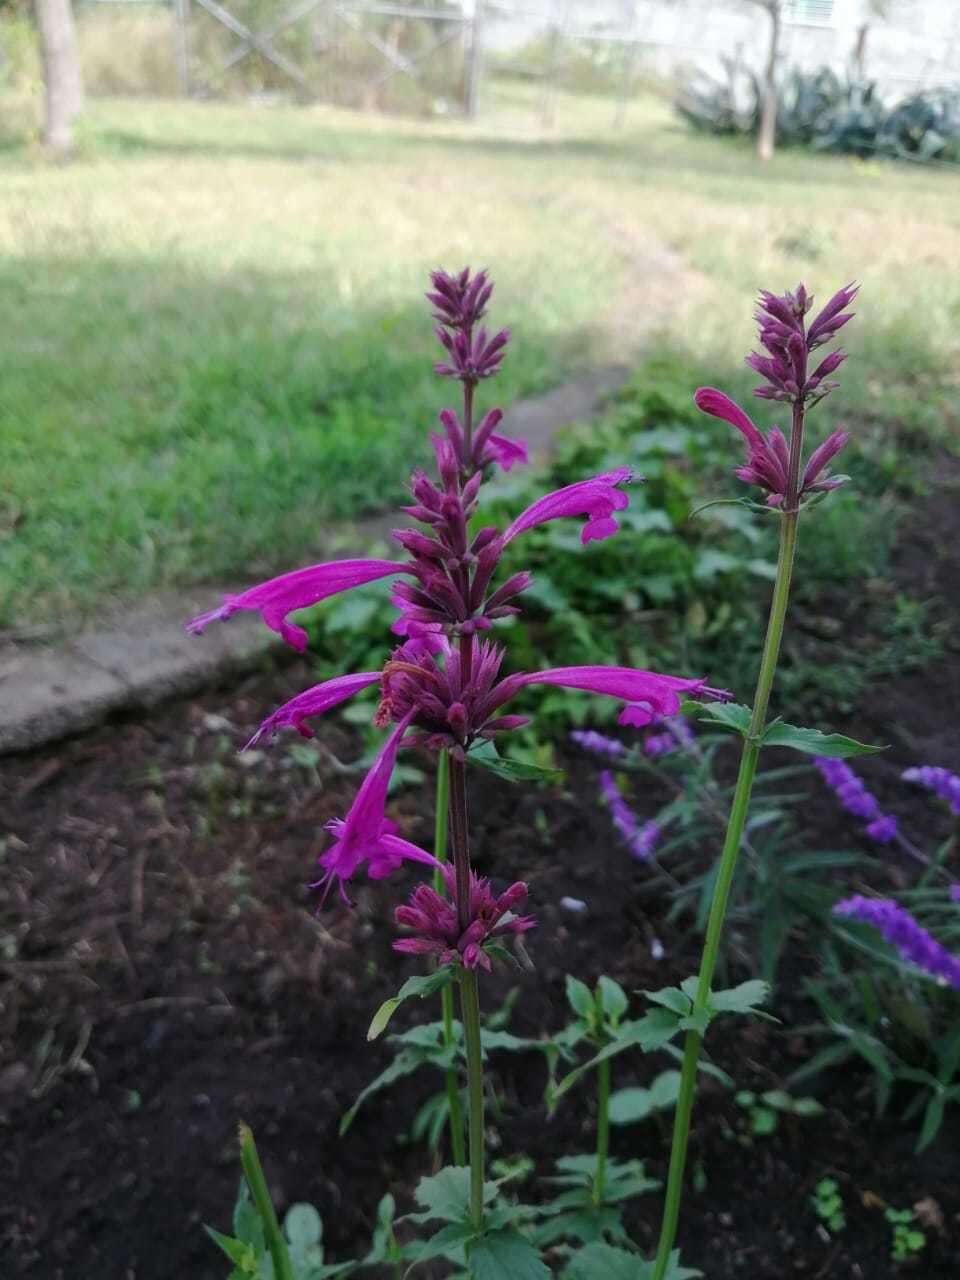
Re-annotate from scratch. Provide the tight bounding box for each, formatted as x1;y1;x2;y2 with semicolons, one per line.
188;270;910;1276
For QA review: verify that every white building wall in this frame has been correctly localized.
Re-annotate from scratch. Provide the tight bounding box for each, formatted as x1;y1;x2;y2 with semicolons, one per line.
488;0;960;95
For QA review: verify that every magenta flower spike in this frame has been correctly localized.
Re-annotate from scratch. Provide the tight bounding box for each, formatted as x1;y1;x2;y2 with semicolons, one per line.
314;708;439;903
244;671;381;748
695;387;849;508
186;559;411;652
749;282;857;405
394;864;535;971
502;468;634;546
516;665;721;728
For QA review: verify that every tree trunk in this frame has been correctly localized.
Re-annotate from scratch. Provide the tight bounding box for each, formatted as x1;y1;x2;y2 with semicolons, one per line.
852;23;869;79
757;1;780;163
34;0;83;154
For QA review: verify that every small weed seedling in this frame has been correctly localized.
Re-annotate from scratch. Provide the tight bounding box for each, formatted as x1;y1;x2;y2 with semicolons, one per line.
734;1088;824;1139
811;1177;846;1234
885;1207;926;1263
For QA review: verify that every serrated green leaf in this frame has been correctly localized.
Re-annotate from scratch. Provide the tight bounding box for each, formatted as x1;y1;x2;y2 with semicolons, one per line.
470;1231;550;1280
644;985;692;1016
695;702;752;736
204;1226;257;1270
480;1028;545;1054
562;1242;644;1280
553;1012;682;1099
367;968;454;1040
409;1166;498;1224
532;1207;627;1248
469;740;564;785
763;723;883;757
597;976;629;1024
408;1220;474;1265
708;980;770;1016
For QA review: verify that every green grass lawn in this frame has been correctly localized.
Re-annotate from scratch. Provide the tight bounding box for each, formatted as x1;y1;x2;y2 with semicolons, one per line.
1;86;958;627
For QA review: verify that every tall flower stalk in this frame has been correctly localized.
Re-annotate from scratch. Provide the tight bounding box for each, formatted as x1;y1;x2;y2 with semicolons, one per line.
188;267;725;1253
651;282;858;1279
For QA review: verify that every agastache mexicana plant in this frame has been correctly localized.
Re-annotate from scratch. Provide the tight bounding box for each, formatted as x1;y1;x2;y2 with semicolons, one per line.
187;266;722;1249
649;282;883;1280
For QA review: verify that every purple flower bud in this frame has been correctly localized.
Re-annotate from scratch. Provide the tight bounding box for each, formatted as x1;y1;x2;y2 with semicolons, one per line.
393;865;536;971
902;765;960;817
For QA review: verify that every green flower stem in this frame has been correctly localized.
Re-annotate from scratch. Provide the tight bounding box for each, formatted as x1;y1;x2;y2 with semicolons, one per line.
460;965;486;1231
447;753;486;1233
650;508;799;1280
592;1054;611;1207
238;1123;295;1280
433;751;467;1167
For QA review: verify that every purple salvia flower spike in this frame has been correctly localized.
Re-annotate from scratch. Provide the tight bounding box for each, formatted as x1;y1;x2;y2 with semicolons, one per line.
833;896;960;989
570;729;627;761
902;765;960;817
599;770;661;860
186;559;410;652
815;757;898;843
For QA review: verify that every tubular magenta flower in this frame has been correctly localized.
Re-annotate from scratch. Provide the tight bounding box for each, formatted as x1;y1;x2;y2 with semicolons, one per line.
502;468;634;546
394;864;535;971
815;756;898;843
245;671;381;748
902;765;960;817
516;666;723;729
833;895;960;989
312;710;439;903
599;770;661;861
186;559;410;652
248;639;720;756
695;388;848;508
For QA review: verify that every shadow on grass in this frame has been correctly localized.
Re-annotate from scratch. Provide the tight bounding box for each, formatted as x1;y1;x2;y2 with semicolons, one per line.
91;117;960;196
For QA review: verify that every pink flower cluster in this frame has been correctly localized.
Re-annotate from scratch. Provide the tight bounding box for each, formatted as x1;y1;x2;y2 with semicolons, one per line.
186;268;723;951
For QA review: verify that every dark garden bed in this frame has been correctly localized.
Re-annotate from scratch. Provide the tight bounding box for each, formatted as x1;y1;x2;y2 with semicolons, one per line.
1;638;958;1279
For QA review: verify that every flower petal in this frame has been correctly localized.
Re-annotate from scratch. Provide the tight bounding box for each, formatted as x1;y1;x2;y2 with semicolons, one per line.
694;388;766;451
517;665;706;724
502;468;633;546
245;672;381;749
186;559;411;652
